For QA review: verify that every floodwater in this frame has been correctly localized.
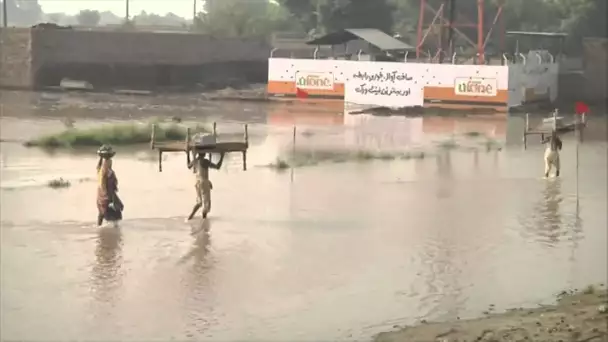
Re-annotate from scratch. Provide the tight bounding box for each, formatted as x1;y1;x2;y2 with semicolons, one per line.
1;91;607;341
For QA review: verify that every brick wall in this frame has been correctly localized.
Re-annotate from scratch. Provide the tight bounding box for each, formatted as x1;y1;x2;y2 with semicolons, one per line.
27;29;272;89
30;29;271;66
0;28;33;89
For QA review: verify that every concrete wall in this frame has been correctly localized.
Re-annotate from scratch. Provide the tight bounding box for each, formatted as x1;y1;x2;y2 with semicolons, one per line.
507;52;559;107
0;28;33;89
4;28;273;90
30;29;271;66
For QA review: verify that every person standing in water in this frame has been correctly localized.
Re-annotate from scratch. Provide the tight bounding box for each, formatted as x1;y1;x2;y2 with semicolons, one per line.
542;130;563;178
96;145;124;226
186;151;225;221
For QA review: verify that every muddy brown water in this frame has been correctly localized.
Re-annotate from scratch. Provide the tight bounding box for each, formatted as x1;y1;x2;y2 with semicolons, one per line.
1;91;607;341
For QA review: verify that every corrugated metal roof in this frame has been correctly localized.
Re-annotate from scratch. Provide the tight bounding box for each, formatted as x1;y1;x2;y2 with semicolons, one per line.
506;31;568;38
307;28;415;51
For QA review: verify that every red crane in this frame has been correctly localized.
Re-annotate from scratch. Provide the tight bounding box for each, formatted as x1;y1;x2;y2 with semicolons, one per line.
415;0;506;64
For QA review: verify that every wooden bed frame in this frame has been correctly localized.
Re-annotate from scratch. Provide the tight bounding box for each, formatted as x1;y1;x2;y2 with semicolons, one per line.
149;123;249;172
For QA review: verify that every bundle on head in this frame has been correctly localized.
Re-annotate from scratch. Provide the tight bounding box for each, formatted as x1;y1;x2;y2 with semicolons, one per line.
96;145;116;170
97;144;116;159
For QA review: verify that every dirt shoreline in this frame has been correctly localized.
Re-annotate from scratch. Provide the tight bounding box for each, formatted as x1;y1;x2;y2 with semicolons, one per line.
375;286;608;342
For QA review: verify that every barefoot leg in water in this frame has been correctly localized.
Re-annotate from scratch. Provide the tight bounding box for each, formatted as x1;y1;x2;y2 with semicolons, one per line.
186;203;202;222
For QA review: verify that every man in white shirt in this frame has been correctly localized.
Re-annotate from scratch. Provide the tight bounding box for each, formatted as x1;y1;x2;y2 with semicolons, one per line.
542;130;562;178
186;151;225;221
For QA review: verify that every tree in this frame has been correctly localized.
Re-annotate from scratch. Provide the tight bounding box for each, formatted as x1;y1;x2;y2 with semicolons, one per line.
76;9;101;26
276;0;317;34
391;0;417;38
278;0;395;35
320;0;395;34
46;13;64;24
133;10;187;26
2;0;42;26
195;0;297;38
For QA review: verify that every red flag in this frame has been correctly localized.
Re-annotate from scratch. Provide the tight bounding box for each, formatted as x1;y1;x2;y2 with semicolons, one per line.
575;102;589;115
295;88;309;99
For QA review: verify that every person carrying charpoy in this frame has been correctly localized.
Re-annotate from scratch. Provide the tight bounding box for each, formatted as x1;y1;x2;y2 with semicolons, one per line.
96;145;124;226
186;135;225;221
541;130;563;178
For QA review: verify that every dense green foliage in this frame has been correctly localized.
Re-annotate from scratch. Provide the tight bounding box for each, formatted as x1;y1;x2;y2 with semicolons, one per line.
205;0;606;52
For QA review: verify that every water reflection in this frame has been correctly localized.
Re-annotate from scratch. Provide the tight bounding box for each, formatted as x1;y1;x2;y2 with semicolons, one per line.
473;149;479;170
436;150;453;178
435;150;453;199
90;226;124;312
179;219;212;267
534;179;564;246
179;219;215;338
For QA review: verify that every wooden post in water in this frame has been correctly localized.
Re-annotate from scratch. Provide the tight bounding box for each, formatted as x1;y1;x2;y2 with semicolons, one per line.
213;122;217;139
580;112;586;142
150;124;157;149
291;125;297;182
242;124;248;171
553;109;558;131
292;125;297;156
186;127;191;166
523;113;529;149
158;150;163;172
244;124;249;146
575;112;580;206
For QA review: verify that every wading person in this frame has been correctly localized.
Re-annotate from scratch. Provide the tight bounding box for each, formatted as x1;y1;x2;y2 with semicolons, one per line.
96;145;124;226
186;151;225;221
542;130;562;178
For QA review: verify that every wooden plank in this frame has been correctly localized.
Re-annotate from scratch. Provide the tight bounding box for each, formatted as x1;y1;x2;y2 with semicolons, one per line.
154;141;248;153
527;124;576;135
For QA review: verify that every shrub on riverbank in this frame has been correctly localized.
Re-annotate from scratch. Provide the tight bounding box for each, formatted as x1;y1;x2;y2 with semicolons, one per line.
267;148;428;170
24;122;209;148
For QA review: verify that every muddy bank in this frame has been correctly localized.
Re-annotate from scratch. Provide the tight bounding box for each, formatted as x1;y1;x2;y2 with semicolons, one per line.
375;287;608;342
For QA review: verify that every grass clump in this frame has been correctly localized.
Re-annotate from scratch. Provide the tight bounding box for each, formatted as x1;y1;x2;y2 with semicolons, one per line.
437;139;459;150
463;131;484;138
270;158;291;171
268;148;416;171
47;177;71;189
24;122;209;148
400;151;426;160
583;284;597;295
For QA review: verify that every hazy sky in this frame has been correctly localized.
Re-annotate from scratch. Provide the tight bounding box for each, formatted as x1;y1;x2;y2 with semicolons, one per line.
39;0;201;19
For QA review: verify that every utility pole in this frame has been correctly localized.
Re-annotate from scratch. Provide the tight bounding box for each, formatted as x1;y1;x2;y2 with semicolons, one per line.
193;0;197;21
125;0;130;22
3;0;8;28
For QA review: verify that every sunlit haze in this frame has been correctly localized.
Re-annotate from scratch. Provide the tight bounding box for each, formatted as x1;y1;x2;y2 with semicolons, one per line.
39;0;201;19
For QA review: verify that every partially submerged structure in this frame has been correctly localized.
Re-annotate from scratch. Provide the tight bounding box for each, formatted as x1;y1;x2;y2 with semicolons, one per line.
267;27;560;112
